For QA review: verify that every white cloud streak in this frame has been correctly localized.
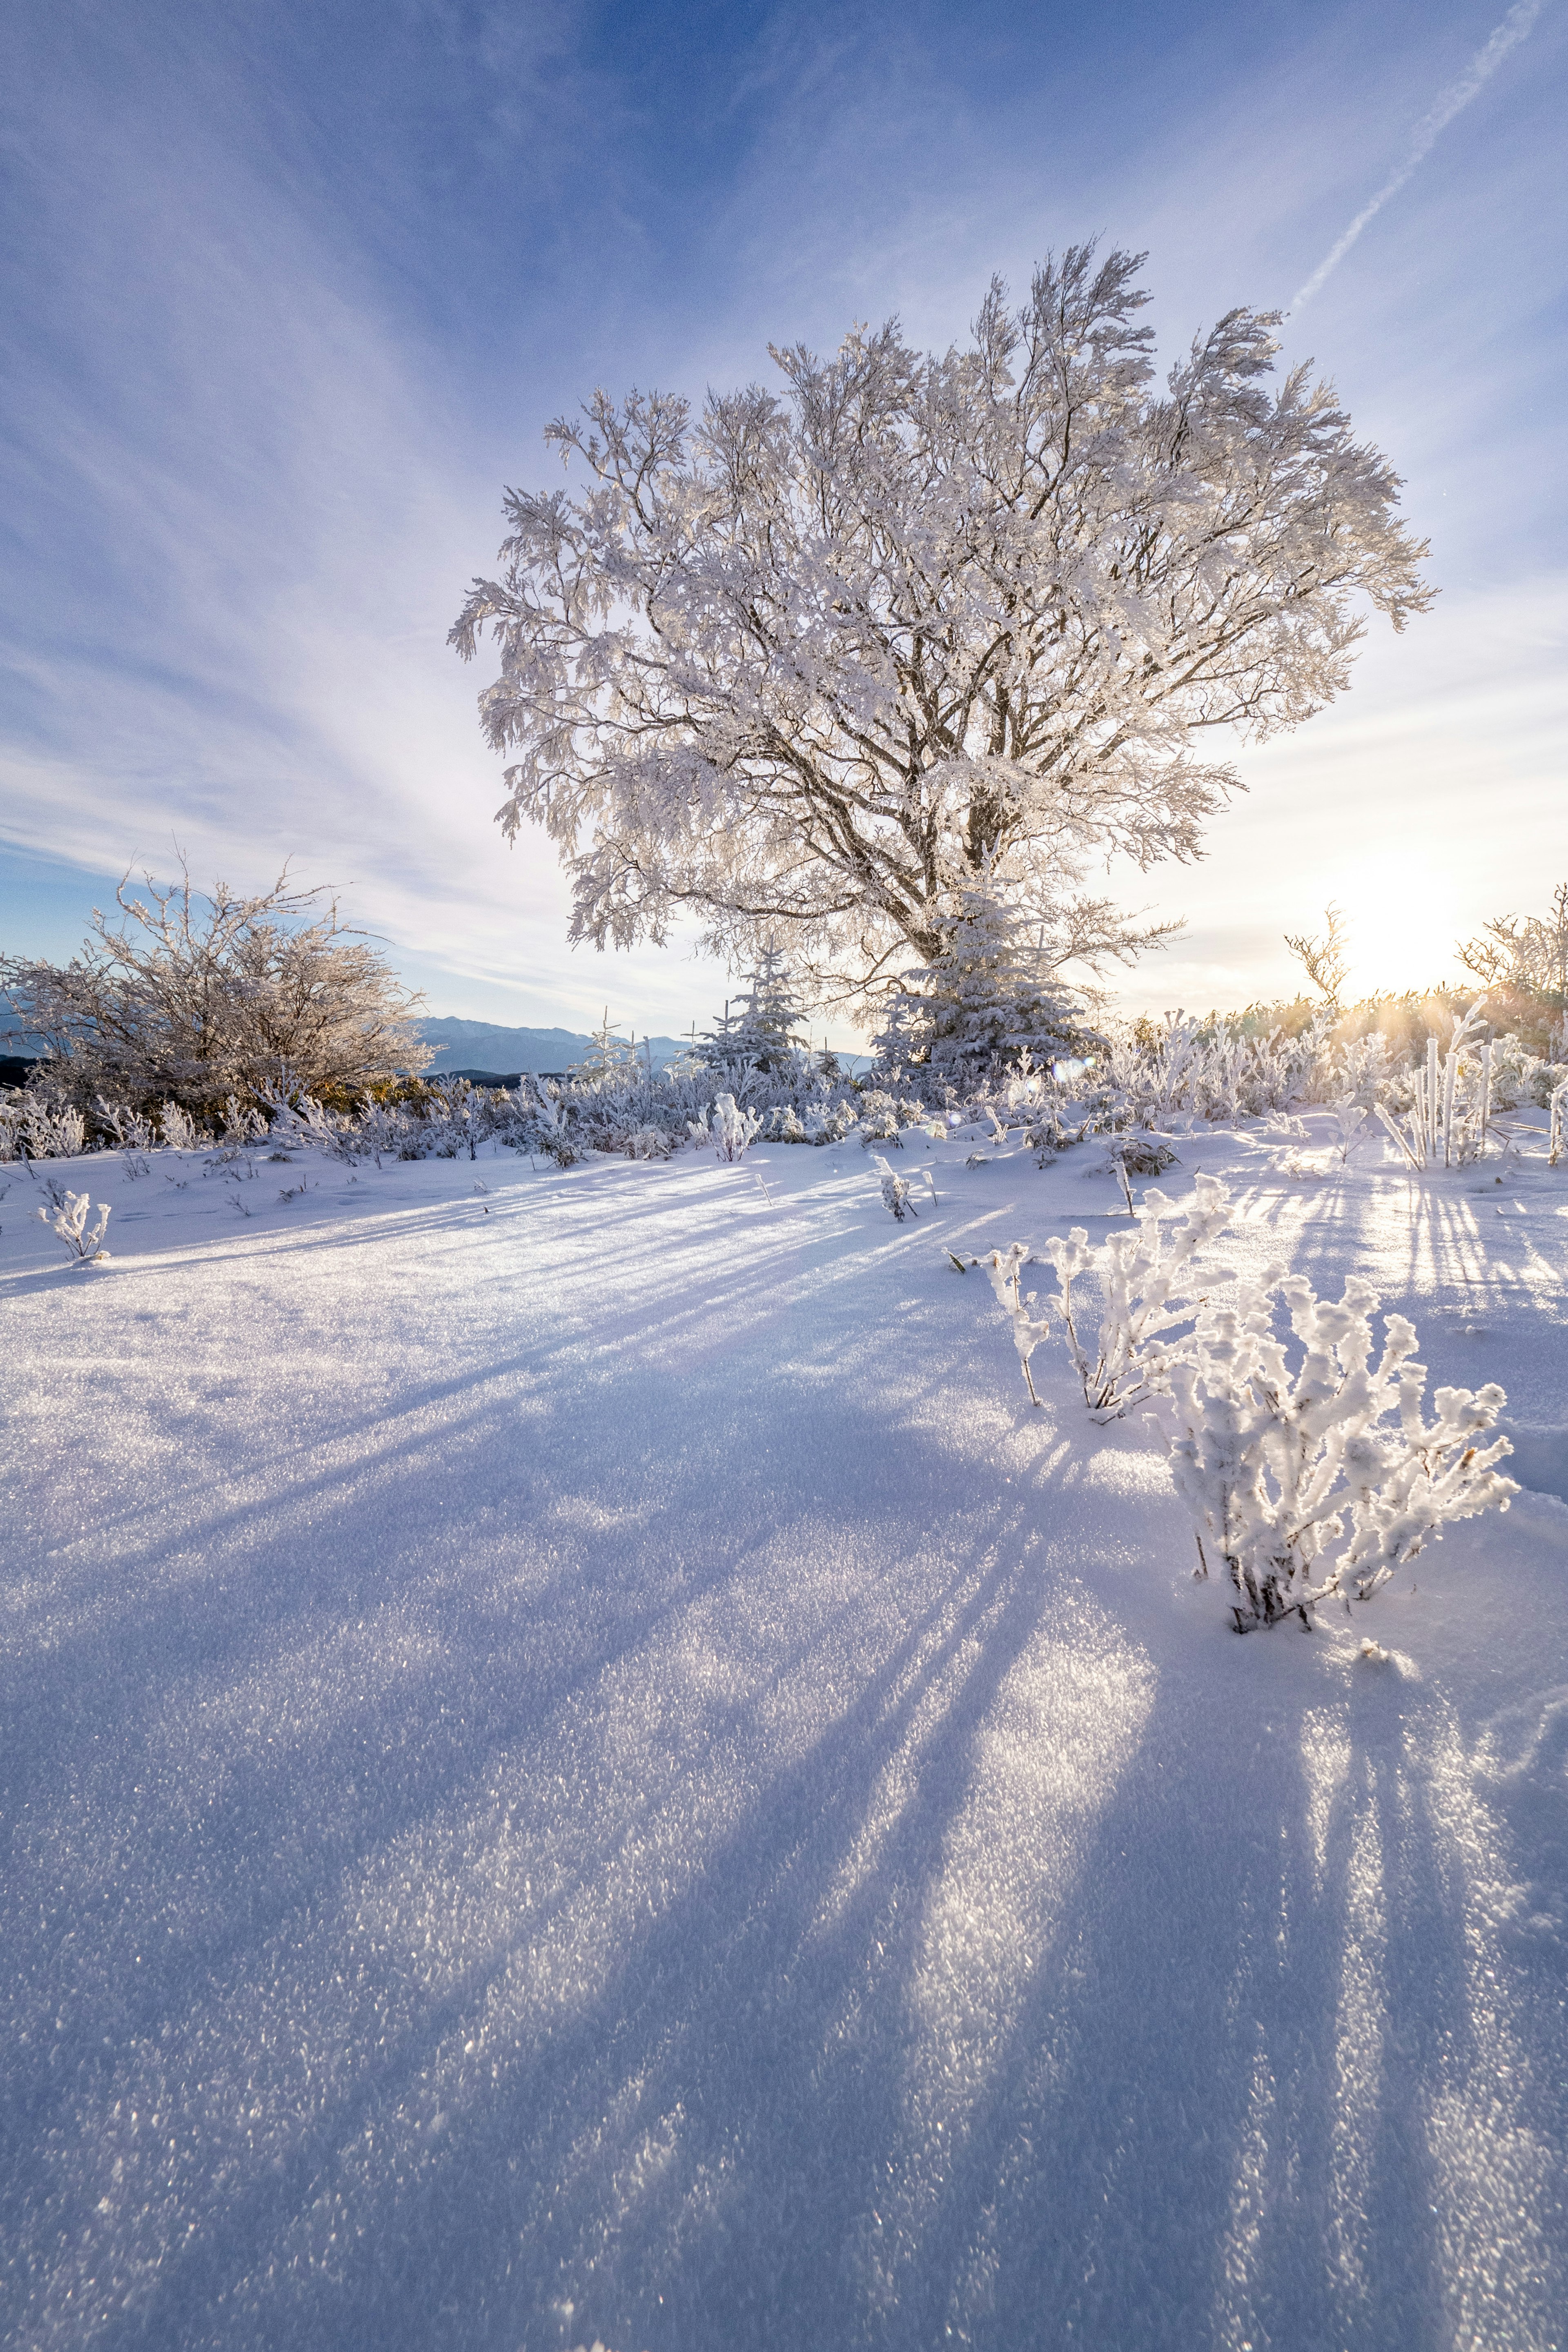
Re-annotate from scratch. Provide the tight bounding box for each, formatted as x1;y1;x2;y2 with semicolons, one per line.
1290;0;1545;312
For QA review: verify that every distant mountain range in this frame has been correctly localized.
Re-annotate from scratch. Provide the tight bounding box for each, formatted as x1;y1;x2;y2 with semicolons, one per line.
414;1017;692;1076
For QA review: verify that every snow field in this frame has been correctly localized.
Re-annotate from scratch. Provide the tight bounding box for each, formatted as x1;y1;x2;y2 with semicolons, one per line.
3;1117;1568;2349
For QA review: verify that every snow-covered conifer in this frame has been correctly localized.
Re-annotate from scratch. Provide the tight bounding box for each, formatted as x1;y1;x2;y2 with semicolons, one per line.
902;880;1094;1088
697;947;807;1072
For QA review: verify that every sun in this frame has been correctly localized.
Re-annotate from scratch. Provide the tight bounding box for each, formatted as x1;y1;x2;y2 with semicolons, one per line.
1323;851;1464;999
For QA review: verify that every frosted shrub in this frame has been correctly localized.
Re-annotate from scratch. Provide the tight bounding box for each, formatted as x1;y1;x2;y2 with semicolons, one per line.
526;1084;586;1168
38;1188;111;1266
157;1100;201;1151
261;1090;360;1164
871;1154;917;1222
1;1095;85;1162
690;1093;762;1162
857;1088;907;1146
1155;1273;1517;1631
1332;1030;1398;1107
1550;1074;1568;1168
1102;1016;1306;1131
96;1098;157;1151
623;1125;674;1160
1041;1175;1234;1418
1374;1000;1494;1169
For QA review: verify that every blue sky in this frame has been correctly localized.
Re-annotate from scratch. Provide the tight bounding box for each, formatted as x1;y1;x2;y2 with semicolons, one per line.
2;0;1565;1039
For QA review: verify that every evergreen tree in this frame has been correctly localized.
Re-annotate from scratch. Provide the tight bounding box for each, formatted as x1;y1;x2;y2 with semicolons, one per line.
698;944;807;1071
879;882;1096;1086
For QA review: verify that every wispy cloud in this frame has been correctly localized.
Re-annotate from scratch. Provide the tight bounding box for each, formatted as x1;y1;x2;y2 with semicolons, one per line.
1290;0;1546;312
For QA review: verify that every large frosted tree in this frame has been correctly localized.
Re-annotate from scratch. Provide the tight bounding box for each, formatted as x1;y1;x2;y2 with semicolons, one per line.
452;246;1430;1002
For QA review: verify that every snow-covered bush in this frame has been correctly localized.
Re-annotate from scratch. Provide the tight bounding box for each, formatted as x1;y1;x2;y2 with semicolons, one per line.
690;1093;762;1162
1155;1272;1517;1631
0;1095;87;1161
1109;1132;1178;1179
95;1098;157;1151
0;860;430;1114
623;1125;674;1160
1549;1074;1568;1169
859;1088;928;1147
37;1187;111;1266
871;1154;917;1222
1040;1175;1234;1418
158;1100;201;1151
1098;1014;1307;1131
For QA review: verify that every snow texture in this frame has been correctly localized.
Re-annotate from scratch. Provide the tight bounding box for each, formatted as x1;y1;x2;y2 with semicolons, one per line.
3;1109;1568;2350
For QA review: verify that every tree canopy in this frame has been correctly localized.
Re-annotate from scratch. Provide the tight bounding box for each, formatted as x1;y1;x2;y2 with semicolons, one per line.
453;246;1431;1003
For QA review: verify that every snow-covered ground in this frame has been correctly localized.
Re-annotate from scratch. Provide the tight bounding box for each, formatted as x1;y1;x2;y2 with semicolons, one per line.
4;1114;1567;2350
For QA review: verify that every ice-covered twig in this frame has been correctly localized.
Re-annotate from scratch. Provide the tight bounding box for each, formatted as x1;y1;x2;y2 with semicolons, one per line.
983;1241;1050;1407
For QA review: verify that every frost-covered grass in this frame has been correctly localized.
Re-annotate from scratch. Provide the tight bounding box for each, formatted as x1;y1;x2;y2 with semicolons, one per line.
3;1109;1568;2349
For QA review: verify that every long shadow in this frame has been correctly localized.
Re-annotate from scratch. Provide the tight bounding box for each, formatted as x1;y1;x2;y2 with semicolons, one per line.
79;1501;1062;2352
1;1324;1062;2347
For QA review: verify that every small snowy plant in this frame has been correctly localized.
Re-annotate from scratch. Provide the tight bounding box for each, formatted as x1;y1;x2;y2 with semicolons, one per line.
1154;1272;1517;1631
693;1093;763;1162
983;1242;1053;1406
1374;1001;1493;1169
1039;1175;1235;1419
623;1125;674;1160
871;1153;917;1221
158;1100;201;1152
1550;1074;1568;1169
38;1189;112;1266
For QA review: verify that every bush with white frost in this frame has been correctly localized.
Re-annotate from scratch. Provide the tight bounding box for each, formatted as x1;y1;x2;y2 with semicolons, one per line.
1155;1273;1517;1632
1;860;430;1116
976;1175;1518;1633
871;1154;917;1222
38;1188;111;1266
1039;1176;1234;1418
689;1093;762;1161
1374;1000;1495;1170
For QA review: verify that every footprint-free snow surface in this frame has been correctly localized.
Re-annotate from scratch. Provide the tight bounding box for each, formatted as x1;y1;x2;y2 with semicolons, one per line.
4;1117;1568;2351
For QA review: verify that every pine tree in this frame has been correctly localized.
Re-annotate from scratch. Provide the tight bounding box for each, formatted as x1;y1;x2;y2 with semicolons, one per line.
869;984;933;1082
891;882;1096;1085
698;944;807;1071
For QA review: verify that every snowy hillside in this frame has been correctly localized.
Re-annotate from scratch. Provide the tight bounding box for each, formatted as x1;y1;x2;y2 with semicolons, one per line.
3;1113;1567;2349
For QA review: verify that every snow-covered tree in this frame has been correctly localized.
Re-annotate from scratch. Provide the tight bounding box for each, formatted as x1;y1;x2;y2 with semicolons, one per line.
452;245;1430;1002
698;944;808;1069
877;878;1096;1084
1457;880;1568;1000
1;863;430;1112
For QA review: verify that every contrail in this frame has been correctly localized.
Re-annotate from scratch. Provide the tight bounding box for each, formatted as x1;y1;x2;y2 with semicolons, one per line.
1290;0;1545;312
